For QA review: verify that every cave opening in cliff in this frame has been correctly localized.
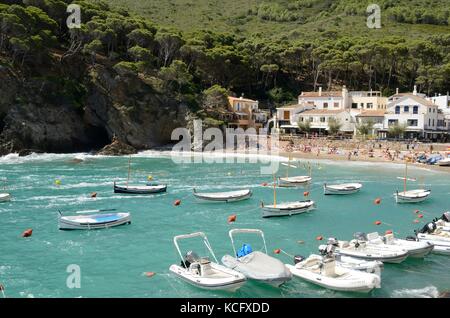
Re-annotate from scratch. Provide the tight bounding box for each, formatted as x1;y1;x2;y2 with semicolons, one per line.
84;125;111;151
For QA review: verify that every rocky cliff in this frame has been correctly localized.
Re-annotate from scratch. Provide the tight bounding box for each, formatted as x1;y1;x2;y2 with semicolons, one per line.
0;55;191;156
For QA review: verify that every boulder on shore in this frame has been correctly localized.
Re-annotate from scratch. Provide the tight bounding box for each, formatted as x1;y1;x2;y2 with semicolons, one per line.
96;137;137;156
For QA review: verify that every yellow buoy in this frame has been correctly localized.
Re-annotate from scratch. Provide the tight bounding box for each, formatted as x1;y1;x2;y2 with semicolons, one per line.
55;179;61;186
147;175;153;181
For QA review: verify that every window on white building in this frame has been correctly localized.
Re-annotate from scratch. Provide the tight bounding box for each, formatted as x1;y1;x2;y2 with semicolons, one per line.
334;102;339;108
404;106;409;113
320;117;326;123
395;106;400;114
323;103;328;109
407;119;418;126
413;106;418;114
351;103;358;109
367;103;373;109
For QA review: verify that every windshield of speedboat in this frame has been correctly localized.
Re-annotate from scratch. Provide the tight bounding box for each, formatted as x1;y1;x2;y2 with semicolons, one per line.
175;235;218;265
229;232;268;258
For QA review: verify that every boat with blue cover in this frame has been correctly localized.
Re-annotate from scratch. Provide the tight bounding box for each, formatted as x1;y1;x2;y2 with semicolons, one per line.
58;210;131;230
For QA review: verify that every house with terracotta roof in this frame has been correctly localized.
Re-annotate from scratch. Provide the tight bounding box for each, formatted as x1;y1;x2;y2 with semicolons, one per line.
226;96;268;130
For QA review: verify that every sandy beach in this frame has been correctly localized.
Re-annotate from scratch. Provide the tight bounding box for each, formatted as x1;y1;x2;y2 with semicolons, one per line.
275;137;450;173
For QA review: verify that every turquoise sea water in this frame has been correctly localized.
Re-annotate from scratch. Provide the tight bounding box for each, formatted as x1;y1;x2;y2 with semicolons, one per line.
0;152;449;298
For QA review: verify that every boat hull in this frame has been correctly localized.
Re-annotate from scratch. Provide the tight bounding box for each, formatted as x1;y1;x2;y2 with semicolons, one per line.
278;176;312;187
261;200;315;218
286;264;379;293
169;264;246;292
114;184;167;194
334;247;408;264
59;213;131;230
193;190;252;203
394;190;430;203
323;183;362;195
0;193;11;202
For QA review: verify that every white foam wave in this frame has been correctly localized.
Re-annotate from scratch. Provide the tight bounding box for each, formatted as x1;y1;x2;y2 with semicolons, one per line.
391;285;439;298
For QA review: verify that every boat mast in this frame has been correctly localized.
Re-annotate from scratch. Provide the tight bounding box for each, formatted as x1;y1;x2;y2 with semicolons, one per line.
126;156;131;187
404;159;408;193
273;174;277;208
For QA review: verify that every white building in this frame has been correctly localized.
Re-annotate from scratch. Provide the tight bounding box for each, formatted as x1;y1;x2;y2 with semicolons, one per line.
297;109;354;135
380;93;443;140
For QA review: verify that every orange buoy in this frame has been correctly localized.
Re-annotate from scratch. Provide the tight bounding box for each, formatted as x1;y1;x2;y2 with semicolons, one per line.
174;199;181;206
303;191;309;197
145;272;155;278
385;230;393;235
418;214;424;218
274;249;281;254
316;235;323;241
22;229;33;238
374;220;382;225
261;182;268;186
91;192;97;198
227;214;237;223
414;209;420;214
374;198;381;205
413;219;420;223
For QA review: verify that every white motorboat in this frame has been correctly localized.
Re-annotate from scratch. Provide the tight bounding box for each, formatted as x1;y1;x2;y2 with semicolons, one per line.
0;193;11;202
114;182;167;194
323;183;362;195
394;160;430;203
329;237;409;263
394;189;431;203
364;232;433;258
221;229;292;287
169;232;246;292
58;210;131;230
261;200;315;218
286;254;380;293
318;245;383;274
437;157;450;166
415;222;450;255
193;189;252;202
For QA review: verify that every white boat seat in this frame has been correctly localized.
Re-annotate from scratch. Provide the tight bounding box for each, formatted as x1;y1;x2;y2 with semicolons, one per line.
367;232;379;241
321;259;337;277
339;241;350;248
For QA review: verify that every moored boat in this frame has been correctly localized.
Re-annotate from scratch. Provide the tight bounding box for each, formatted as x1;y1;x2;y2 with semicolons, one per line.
278;175;312;186
113;182;167;194
286;254;381;293
221;229;292;287
437;157;450;166
169;232;246;292
0;193;11;202
323;183;362;195
58;211;131;230
364;232;433;258
394;189;431;203
193;188;252;202
261;200;315;218
328;237;409;263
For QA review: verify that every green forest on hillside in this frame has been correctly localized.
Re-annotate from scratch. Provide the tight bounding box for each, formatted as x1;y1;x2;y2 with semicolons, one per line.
1;0;450;112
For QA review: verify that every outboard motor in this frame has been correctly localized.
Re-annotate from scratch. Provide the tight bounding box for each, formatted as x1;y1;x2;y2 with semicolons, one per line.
442;212;450;223
327;237;339;246
294;255;305;264
353;232;368;241
418;222;437;234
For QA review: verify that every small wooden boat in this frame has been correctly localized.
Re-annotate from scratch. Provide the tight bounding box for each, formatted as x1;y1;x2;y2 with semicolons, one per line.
0;193;11;202
58;210;131;230
394;189;431;203
278;156;312;186
114;182;167;194
394;159;430;203
278;175;312;186
261;200;315;218
261;175;315;218
193;189;252;202
323;183;362;195
169;232;246;292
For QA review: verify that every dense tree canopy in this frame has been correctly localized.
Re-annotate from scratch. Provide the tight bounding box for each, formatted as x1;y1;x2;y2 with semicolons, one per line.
0;0;449;112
